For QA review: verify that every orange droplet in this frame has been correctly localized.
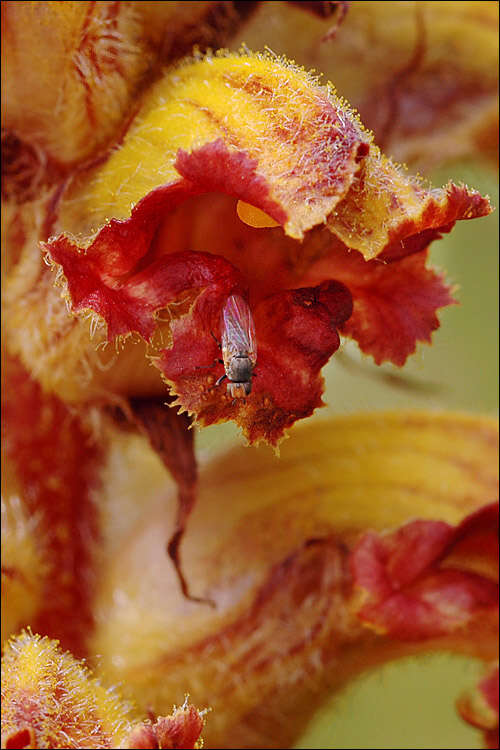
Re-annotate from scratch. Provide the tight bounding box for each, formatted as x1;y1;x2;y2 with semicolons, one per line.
237;200;280;229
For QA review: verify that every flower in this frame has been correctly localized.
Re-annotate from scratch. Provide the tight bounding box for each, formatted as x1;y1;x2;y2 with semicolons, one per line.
3;4;493;447
1;2;498;749
38;52;491;447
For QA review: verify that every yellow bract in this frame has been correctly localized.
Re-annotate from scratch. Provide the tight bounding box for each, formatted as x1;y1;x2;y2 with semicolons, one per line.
2;1;221;168
2;1;148;166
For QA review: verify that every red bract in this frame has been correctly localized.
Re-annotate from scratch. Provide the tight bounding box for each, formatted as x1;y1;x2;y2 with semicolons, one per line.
350;503;499;640
124;703;205;750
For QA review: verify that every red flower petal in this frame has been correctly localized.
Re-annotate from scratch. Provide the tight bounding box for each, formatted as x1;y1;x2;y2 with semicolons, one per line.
158;279;352;445
379;182;493;262
350;503;499;640
45;140;296;341
47;234;246;342
328;151;492;260
148;192;458;368
47;147;354;444
306;244;455;365
175;139;288;228
124;703;205;750
43;127;490;439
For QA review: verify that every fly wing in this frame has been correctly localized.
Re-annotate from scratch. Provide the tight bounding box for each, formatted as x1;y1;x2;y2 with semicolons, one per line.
221;295;257;365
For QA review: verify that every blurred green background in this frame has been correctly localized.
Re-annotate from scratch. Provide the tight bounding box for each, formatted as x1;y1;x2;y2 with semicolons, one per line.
296;653;485;749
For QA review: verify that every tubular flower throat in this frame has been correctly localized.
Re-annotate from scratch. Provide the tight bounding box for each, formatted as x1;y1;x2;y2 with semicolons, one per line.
2;45;491;446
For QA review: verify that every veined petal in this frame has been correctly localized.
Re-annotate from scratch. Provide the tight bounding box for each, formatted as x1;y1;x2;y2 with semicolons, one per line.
328;151;491;261
53;51;371;241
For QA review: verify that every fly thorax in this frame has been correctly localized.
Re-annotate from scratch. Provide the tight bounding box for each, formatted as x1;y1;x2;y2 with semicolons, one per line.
227;354;252;382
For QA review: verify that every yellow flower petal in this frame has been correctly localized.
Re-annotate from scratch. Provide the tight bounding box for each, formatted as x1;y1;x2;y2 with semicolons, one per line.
56;50;369;240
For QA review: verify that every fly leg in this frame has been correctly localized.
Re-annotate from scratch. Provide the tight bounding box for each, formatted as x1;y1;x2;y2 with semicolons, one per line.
210;330;222;349
196;330;224;371
215;373;227;387
196;330;223;369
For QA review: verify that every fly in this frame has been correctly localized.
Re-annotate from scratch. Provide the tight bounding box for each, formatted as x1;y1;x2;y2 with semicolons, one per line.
216;294;257;398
